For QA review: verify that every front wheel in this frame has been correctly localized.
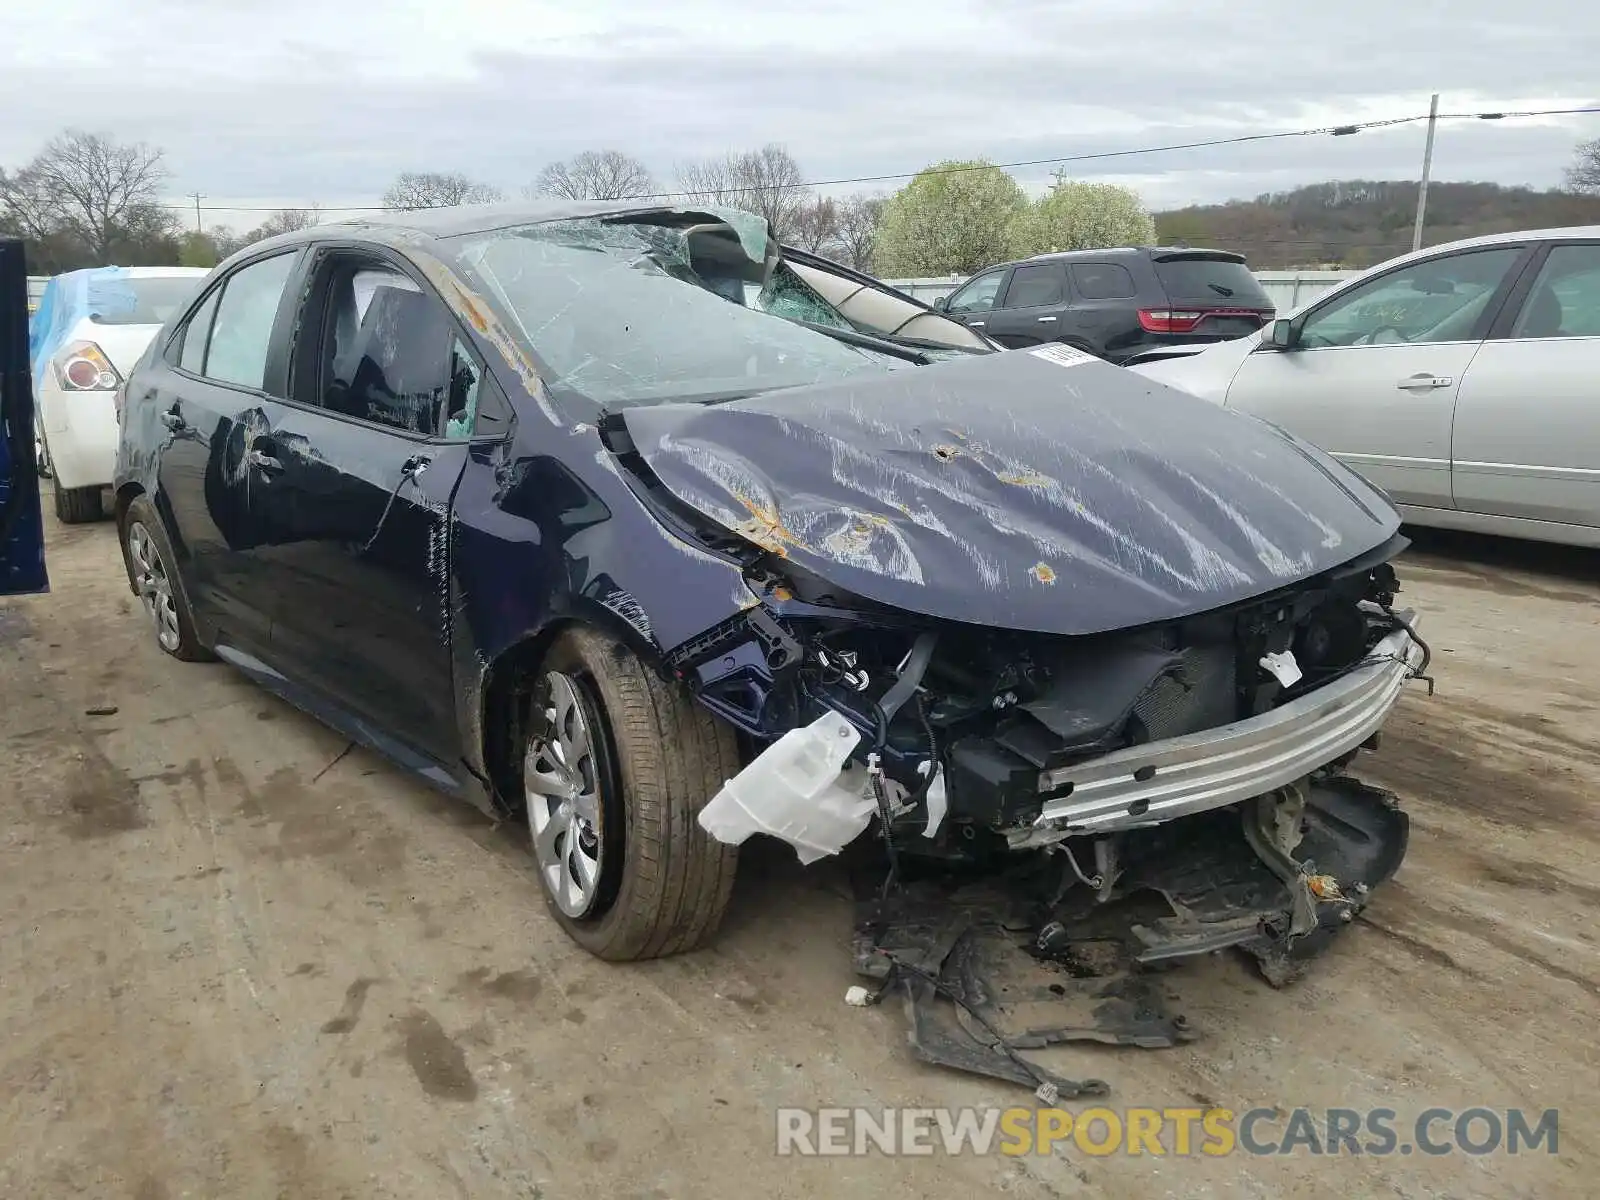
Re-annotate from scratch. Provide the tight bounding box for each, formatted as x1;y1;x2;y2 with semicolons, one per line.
518;627;740;960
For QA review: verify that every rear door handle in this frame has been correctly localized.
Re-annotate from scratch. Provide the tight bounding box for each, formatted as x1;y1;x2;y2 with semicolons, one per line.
966;320;985;327
1037;316;1058;323
245;443;284;475
1396;373;1453;391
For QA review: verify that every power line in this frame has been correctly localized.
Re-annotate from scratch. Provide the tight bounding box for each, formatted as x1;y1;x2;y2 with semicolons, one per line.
158;103;1600;215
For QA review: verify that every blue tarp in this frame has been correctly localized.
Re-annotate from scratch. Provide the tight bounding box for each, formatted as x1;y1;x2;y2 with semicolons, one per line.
28;266;141;397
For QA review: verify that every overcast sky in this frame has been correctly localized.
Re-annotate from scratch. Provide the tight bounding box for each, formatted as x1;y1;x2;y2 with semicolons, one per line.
3;0;1596;226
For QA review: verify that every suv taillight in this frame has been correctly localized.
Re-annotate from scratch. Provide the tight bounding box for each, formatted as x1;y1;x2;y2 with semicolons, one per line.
53;340;123;392
1138;309;1205;334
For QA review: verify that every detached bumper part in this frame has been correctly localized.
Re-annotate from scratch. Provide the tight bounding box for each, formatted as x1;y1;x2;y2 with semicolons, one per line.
1023;616;1423;842
854;774;1410;1094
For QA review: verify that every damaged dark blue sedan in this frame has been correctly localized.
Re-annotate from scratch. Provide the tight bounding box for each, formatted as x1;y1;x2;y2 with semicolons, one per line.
113;202;1429;984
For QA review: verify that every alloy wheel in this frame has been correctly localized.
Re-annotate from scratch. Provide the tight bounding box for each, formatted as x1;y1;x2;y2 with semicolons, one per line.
524;671;607;918
126;521;181;652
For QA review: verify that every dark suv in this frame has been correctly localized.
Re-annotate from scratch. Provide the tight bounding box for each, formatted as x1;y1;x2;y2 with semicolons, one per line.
934;246;1274;362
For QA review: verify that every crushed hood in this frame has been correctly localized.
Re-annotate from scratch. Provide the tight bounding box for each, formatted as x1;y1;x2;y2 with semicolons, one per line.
622;346;1399;635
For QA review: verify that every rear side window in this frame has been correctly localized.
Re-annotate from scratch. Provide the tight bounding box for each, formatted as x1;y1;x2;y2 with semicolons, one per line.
1153;257;1272;307
1071;263;1137;300
177;286;222;375
1002;263;1065;308
1510;244;1600;339
205;253;297;389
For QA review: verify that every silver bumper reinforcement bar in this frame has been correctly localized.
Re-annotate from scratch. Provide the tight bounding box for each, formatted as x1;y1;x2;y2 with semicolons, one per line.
1021;614;1423;841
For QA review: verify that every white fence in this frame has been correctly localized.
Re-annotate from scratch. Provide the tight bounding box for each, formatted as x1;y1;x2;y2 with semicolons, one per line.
884;270;1357;313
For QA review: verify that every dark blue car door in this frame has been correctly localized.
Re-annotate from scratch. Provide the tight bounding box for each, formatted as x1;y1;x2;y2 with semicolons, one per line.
0;239;47;596
252;244;477;768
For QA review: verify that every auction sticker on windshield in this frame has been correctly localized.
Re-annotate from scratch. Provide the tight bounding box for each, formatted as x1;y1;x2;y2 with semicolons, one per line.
1030;343;1096;368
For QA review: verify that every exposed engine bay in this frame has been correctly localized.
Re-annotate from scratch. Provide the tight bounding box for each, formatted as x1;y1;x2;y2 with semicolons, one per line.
648;507;1429;1091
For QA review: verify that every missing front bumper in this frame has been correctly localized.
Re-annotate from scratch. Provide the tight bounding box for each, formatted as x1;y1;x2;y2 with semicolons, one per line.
852;774;1409;1095
1017;616;1423;843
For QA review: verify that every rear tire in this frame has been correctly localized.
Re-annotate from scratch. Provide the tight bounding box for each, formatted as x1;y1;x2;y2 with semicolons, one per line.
518;626;740;961
53;483;103;524
121;495;212;662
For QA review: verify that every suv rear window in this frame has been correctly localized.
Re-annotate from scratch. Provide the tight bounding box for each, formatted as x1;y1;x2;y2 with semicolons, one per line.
1153;257;1271;308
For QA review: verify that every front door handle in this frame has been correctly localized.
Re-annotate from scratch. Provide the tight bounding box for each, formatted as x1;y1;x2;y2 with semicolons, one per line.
1037;315;1058;323
1396;373;1453;391
159;409;186;432
965;319;985;327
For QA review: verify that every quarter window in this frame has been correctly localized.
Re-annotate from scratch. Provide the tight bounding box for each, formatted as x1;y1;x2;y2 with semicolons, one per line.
177;285;222;375
1072;263;1137;300
204;253;297;389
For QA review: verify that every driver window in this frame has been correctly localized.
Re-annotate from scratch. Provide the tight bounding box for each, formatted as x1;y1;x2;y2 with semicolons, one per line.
946;270;1005;315
1298;247;1522;348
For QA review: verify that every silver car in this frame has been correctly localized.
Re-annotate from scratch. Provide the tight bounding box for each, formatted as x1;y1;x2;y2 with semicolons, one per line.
1132;227;1600;548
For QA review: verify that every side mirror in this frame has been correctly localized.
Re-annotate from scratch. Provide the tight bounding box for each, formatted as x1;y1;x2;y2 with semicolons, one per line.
1260;318;1299;351
932;295;950;312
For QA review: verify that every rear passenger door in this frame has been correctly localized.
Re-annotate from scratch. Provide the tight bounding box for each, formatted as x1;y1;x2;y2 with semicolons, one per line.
153;248;302;651
1451;240;1600;531
255;246;483;765
982;262;1069;348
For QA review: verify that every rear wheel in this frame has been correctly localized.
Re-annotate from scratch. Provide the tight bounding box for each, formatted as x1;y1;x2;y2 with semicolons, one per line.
53;483;103;524
519;627;740;960
122;496;211;662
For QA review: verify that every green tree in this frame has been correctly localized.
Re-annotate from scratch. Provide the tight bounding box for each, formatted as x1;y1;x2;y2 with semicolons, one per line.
178;231;219;268
1012;174;1156;256
874;161;1027;276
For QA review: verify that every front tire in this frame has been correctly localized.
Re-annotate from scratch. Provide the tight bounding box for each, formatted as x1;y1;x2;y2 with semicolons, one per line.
122;495;211;662
519;627;740;961
53;483;103;524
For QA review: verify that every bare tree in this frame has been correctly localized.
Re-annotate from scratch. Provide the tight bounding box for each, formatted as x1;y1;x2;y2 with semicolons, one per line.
2;130;173;263
674;144;810;239
674;155;746;209
532;150;655;201
252;206;321;239
1567;138;1600;194
382;171;502;211
786;196;839;254
834;192;886;272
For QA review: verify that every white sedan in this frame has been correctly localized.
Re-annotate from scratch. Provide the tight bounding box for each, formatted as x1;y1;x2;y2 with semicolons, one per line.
1131;226;1600;549
32;266;209;522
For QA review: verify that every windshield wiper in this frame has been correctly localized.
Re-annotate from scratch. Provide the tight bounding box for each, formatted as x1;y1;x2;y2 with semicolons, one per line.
1207;283;1235;297
794;320;933;365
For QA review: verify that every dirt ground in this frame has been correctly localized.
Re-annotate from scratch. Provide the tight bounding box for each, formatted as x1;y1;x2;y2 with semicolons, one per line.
2;499;1596;1199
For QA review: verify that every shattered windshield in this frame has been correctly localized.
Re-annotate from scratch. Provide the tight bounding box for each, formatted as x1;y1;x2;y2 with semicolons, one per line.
451;218;905;408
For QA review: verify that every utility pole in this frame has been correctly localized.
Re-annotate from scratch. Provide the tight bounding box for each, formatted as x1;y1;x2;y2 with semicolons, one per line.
1411;94;1439;253
189;192;205;234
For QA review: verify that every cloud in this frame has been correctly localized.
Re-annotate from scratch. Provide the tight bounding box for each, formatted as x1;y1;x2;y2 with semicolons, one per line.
1;0;1595;216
